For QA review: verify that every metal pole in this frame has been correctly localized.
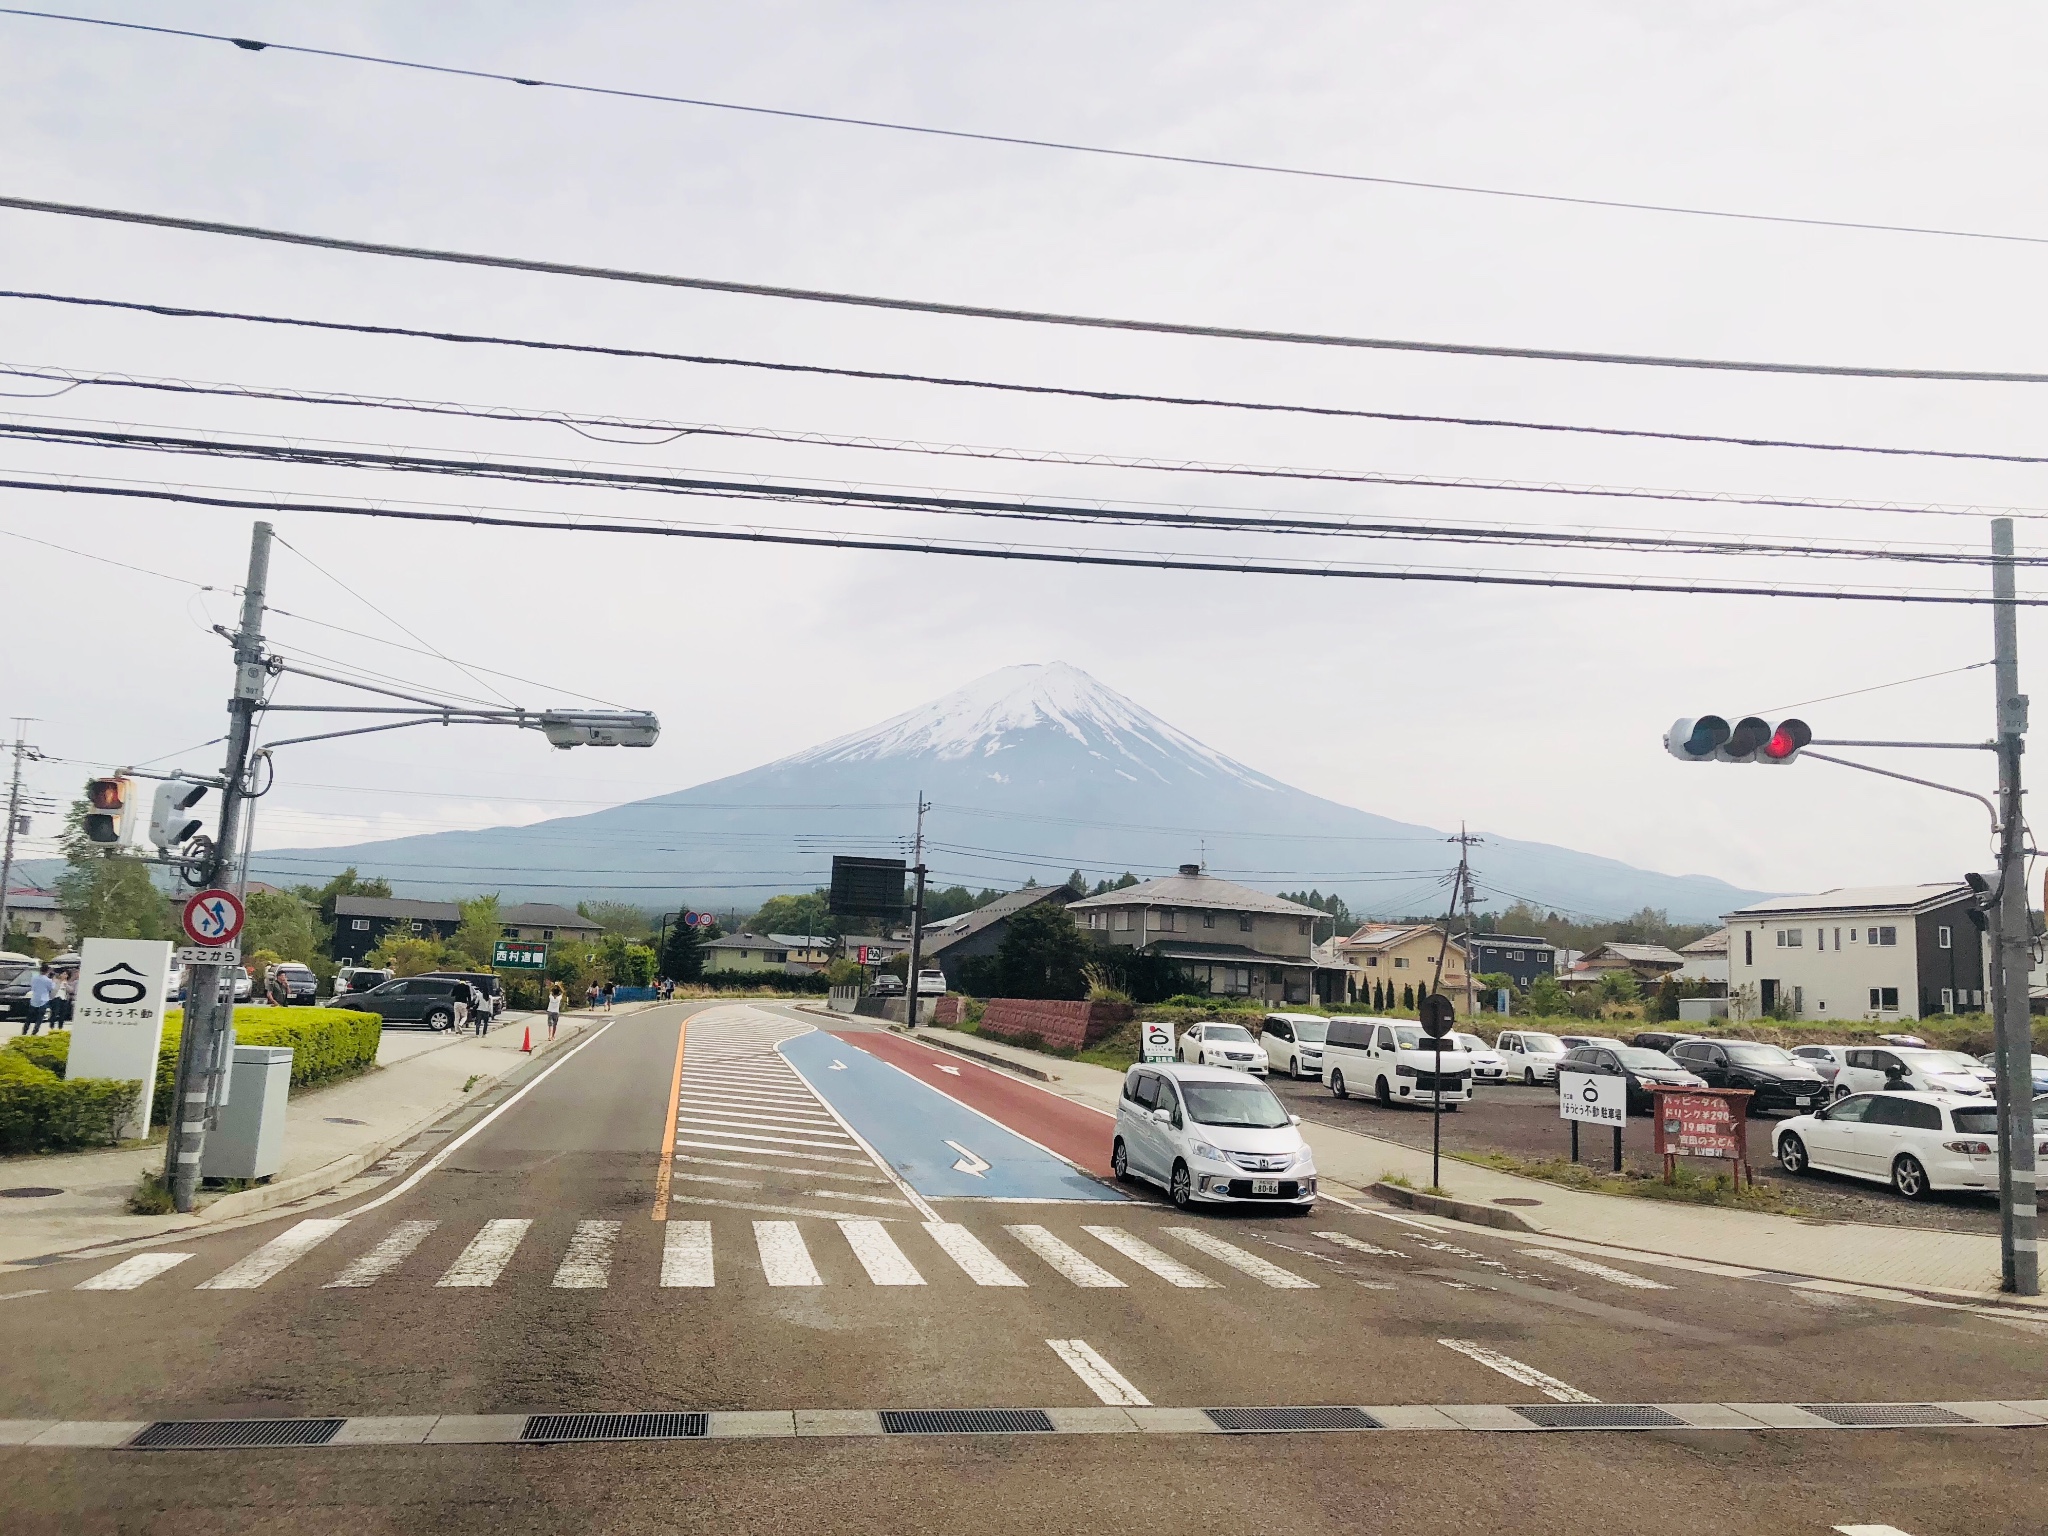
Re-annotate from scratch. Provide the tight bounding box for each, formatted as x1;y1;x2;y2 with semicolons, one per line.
165;520;272;1212
1431;1035;1442;1190
0;727;31;944
1991;516;2039;1295
902;793;928;1028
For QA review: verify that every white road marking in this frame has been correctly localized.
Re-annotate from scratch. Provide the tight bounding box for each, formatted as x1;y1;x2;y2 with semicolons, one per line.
0;1289;47;1302
668;1194;908;1222
671;1137;876;1166
946;1140;991;1177
673;1152;890;1183
1005;1225;1126;1287
553;1220;621;1288
1368;1210;1453;1232
1082;1226;1219;1288
325;1221;437;1288
1047;1338;1150;1406
1315;1230;1406;1259
76;1252;193;1291
1834;1526;1919;1535
1519;1247;1672;1290
197;1219;349;1290
839;1219;926;1285
1438;1339;1598;1403
1166;1227;1317;1288
754;1220;823;1286
924;1223;1027;1286
661;1221;714;1287
829;1060;848;1070
807;1189;907;1207
437;1220;532;1287
672;1171;764;1191
933;1064;962;1076
669;1126;860;1151
674;1094;840;1120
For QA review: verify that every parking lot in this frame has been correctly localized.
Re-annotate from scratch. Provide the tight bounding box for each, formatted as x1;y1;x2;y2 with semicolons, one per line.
1263;1069;2003;1234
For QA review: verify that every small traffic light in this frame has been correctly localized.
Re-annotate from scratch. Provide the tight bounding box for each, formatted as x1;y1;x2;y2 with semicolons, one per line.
82;775;133;843
1756;718;1812;765
1663;716;1811;765
148;779;209;849
1663;716;1730;762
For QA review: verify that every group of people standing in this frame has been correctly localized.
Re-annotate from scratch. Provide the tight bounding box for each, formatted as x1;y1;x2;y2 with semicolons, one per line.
20;961;73;1036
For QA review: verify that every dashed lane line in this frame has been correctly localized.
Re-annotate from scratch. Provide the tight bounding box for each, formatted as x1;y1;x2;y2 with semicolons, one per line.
1437;1339;1598;1403
1048;1339;1150;1406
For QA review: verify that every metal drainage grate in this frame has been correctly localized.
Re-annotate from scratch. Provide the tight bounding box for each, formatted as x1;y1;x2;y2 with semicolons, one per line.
1514;1404;1685;1430
133;1418;345;1450
1205;1406;1381;1433
522;1412;708;1442
1801;1403;1972;1428
879;1409;1055;1435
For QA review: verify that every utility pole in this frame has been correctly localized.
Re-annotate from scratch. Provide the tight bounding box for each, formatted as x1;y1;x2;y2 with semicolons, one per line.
1991;517;2039;1296
165;521;273;1213
0;722;39;945
901;793;929;1028
1449;822;1482;1017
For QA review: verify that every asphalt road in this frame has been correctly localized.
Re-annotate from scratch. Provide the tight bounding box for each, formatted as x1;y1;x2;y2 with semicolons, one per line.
3;999;2043;1535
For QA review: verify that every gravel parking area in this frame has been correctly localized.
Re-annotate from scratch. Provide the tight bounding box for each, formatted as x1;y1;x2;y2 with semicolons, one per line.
1264;1070;2002;1235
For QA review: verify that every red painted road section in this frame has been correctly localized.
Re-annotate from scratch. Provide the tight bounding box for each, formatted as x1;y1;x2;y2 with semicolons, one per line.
832;1029;1117;1180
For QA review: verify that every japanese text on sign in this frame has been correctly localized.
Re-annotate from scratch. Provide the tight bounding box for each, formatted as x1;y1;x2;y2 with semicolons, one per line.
1653;1091;1746;1158
1559;1070;1625;1125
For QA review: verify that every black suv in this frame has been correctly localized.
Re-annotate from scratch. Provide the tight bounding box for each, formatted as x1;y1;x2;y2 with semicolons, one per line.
0;960;33;1022
1667;1038;1829;1115
419;971;504;1018
349;976;473;1030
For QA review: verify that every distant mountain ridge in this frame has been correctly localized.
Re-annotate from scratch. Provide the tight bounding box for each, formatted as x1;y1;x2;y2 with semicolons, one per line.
250;662;1766;922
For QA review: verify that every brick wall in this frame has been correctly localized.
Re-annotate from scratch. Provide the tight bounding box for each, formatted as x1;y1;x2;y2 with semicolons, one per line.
979;999;1133;1052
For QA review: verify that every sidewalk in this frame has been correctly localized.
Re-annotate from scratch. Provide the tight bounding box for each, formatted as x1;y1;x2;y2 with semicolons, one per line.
0;1007;625;1267
903;1025;2022;1304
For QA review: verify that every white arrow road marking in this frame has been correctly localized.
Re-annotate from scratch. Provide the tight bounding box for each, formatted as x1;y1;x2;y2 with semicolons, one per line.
1437;1339;1597;1402
829;1060;848;1071
932;1064;962;1076
1047;1339;1150;1406
945;1140;991;1177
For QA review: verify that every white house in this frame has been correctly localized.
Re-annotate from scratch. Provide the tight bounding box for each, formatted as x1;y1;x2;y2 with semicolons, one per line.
1724;884;1986;1022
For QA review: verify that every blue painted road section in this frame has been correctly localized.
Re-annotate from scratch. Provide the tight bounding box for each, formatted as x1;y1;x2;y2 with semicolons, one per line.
780;1029;1124;1202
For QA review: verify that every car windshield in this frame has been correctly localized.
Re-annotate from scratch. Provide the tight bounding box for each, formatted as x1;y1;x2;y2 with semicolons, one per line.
1898;1049;1967;1071
1390;1028;1426;1049
1289;1020;1328;1043
1454;1034;1490;1052
1927;1051;1985;1070
1520;1033;1565;1053
1615;1048;1680;1069
1724;1043;1796;1065
1181;1079;1292;1128
1204;1024;1255;1043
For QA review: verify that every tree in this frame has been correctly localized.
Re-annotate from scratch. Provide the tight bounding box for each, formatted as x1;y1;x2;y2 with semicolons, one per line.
994;901;1089;999
921;886;999;923
1065;870;1086;896
55;796;175;943
291;868;393;956
661;918;706;982
1596;968;1642;1006
1525;975;1570;1016
577;901;653;939
447;895;503;969
747;890;836;939
368;935;447;976
243;888;317;965
1091;873;1140;895
1371;979;1384;1011
1400;983;1414;1010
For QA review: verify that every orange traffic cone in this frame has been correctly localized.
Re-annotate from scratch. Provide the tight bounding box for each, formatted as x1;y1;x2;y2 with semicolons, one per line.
520;1026;532;1053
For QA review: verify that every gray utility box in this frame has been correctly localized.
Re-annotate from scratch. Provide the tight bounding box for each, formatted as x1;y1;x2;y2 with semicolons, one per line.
201;1045;293;1181
1678;997;1730;1024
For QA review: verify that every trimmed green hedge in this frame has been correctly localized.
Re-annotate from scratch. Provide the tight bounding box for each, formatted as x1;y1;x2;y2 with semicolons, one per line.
2;1007;382;1148
693;970;831;994
0;1049;144;1154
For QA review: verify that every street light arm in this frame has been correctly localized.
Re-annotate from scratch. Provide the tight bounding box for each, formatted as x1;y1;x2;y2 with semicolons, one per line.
257;715;503;750
1803;750;2000;833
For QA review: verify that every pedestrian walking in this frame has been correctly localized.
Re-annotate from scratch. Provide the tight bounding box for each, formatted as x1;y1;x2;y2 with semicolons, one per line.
470;984;490;1035
23;963;54;1036
546;982;563;1042
585;982;599;1011
53;968;74;1028
602;980;615;1011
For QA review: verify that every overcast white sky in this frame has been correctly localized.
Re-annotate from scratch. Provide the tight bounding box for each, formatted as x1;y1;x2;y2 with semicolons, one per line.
4;1;2047;902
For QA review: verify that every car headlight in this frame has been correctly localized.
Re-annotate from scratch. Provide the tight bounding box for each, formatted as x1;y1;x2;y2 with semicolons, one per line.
1188;1141;1228;1163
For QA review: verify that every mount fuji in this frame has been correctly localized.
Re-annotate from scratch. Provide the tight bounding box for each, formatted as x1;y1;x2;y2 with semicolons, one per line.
252;662;1763;922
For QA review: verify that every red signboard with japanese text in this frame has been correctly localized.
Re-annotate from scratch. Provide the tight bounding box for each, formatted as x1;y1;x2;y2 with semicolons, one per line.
1650;1086;1752;1159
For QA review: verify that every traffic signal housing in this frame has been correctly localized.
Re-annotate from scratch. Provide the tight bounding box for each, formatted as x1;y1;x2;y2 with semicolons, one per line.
1663;716;1730;762
1663;716;1811;765
1757;718;1813;765
82;775;133;843
148;779;209;850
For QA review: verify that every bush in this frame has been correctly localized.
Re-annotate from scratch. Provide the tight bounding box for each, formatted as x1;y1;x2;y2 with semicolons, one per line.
692;970;831;994
0;1049;144;1154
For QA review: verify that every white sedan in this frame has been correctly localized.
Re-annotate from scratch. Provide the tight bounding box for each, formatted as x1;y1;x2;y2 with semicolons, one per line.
1177;1021;1270;1075
1452;1032;1506;1083
1494;1029;1568;1085
1775;1091;2031;1200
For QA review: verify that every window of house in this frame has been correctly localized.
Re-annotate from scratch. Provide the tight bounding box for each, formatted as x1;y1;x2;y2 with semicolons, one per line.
1114;910;1131;932
1876;926;1897;947
1834;927;1842;948
1942;988;1954;1012
1366;955;1378;967
1869;986;1899;1010
542;929;554;940
351;918;369;931
1238;914;1252;932
1202;911;1215;929
1298;919;1309;935
1938;926;1952;949
1509;950;1524;961
501;925;517;937
1394;957;1409;970
410;920;424;933
1776;929;1802;947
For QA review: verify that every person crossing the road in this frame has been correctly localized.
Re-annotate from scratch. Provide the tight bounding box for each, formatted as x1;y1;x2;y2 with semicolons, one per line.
546;982;563;1041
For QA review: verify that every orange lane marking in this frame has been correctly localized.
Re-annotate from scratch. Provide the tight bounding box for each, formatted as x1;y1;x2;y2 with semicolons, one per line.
652;1015;689;1221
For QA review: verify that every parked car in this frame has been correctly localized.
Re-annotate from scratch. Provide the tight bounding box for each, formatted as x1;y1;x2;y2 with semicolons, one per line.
1494;1029;1568;1085
915;968;948;997
1321;1017;1475;1107
1978;1051;2048;1094
1558;1034;1628;1052
1556;1044;1707;1114
1666;1039;1830;1114
334;966;394;1000
1258;1013;1329;1080
264;962;319;1006
348;976;471;1030
419;971;505;1018
1177;1021;1269;1075
1828;1045;1994;1100
1776;1091;2026;1200
1112;1062;1315;1210
0;958;34;1021
869;974;905;997
1452;1032;1506;1083
1789;1044;1849;1088
1631;1030;1698;1053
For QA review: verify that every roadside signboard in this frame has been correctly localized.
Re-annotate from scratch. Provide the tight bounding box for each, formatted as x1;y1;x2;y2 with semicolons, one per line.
1140;1020;1175;1063
67;938;174;1139
493;940;548;971
175;944;240;968
1652;1088;1749;1158
1558;1070;1626;1127
181;888;244;947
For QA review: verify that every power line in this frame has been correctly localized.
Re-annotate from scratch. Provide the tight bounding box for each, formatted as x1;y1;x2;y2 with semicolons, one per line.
8;195;2048;383
4;7;2040;251
15;291;2048;467
1746;659;1995;717
7;473;2043;605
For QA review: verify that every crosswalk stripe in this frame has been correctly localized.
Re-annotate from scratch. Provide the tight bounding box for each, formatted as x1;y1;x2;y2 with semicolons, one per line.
672;1152;891;1184
680;1113;852;1137
437;1219;531;1287
1165;1227;1317;1289
1518;1248;1671;1290
661;1221;715;1287
1438;1338;1598;1403
1005;1225;1126;1288
924;1222;1027;1286
197;1219;349;1290
671;1137;876;1166
754;1220;822;1286
1048;1338;1150;1406
1315;1230;1405;1259
671;1194;907;1222
670;1126;857;1151
1081;1226;1218;1288
553;1220;621;1288
673;1097;838;1122
839;1219;925;1285
75;1252;193;1291
325;1221;437;1288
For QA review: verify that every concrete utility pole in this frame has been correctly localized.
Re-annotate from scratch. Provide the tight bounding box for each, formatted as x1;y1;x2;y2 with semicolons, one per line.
1991;517;2039;1295
901;793;929;1028
0;723;38;945
165;520;273;1212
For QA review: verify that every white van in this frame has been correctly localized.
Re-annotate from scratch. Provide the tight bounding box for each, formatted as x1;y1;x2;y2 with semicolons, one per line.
1320;1016;1475;1107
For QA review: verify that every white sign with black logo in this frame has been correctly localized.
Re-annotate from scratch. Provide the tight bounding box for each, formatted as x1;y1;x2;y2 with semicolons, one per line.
66;938;174;1139
1558;1069;1626;1126
1140;1020;1175;1063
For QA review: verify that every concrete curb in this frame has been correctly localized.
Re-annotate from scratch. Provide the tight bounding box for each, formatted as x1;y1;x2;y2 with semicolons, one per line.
911;1030;1057;1082
1369;1180;1538;1232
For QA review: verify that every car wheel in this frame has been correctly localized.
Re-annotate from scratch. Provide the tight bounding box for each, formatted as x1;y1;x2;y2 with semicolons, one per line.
425;1008;452;1031
1778;1133;1809;1175
1329;1070;1347;1099
1375;1076;1392;1106
1169;1161;1194;1209
1524;1067;1536;1086
1892;1154;1930;1200
1111;1139;1132;1183
1831;1083;1852;1102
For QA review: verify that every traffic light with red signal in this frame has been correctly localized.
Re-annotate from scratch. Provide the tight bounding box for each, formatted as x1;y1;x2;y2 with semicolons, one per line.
82;775;134;843
1664;716;1811;765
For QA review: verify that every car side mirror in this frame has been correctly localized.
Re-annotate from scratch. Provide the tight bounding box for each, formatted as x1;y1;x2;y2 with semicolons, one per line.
1152;1107;1172;1125
1289;1114;1302;1126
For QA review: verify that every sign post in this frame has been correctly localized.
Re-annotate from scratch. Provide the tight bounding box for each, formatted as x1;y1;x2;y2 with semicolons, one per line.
67;938;174;1140
1559;1070;1627;1172
1140;1020;1174;1064
1650;1086;1754;1187
1417;994;1457;1189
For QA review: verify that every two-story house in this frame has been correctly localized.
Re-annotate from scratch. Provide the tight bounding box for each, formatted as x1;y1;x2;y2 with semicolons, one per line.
703;932;795;973
332;896;462;963
496;903;602;946
1066;865;1342;1005
1463;932;1556;991
1337;923;1470;1006
921;883;1081;986
1724;883;1985;1021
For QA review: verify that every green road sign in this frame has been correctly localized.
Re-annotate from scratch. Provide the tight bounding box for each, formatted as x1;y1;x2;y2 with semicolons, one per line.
493;940;548;970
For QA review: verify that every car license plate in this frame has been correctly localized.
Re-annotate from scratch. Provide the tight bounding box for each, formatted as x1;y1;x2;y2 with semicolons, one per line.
1796;1097;1811;1107
1251;1179;1280;1195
